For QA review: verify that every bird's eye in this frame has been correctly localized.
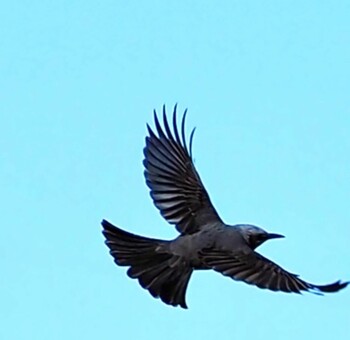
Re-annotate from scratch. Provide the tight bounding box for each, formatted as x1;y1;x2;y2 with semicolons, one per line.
248;235;258;246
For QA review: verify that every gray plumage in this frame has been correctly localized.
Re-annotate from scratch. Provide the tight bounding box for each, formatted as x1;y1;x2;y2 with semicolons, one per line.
102;105;348;309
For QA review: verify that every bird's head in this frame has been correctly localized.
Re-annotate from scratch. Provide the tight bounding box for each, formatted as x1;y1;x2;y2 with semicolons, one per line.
235;224;285;250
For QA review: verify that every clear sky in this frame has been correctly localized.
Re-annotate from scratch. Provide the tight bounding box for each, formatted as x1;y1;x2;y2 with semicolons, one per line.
1;1;349;339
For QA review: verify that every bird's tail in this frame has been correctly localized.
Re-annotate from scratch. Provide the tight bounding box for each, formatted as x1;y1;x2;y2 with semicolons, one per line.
102;219;193;308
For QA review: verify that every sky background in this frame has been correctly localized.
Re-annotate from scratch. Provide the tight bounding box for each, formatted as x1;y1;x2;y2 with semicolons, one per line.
1;1;350;339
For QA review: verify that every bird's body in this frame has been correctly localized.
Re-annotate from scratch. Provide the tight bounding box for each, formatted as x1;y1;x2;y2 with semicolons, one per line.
102;105;348;308
169;224;248;261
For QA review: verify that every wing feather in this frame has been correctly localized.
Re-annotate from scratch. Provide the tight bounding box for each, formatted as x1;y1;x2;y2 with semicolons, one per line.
144;105;223;234
199;249;348;294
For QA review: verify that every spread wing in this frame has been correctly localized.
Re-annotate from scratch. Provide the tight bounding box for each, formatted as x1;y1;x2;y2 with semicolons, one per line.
143;105;223;235
199;249;349;294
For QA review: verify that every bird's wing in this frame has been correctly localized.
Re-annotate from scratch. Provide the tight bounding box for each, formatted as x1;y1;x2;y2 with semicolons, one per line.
143;105;223;234
199;248;348;294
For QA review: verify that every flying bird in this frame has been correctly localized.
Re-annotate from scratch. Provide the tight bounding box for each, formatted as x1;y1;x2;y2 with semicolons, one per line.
102;105;348;308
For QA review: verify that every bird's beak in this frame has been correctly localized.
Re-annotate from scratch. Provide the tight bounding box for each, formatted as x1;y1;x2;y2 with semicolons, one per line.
267;233;285;240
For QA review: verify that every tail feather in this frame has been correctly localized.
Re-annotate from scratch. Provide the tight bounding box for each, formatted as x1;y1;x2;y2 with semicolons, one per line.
159;269;193;308
102;219;193;308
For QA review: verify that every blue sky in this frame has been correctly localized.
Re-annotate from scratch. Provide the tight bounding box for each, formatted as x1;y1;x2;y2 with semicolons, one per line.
1;1;349;339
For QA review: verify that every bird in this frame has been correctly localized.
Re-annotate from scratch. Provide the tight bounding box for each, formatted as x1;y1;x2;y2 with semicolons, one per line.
102;104;348;309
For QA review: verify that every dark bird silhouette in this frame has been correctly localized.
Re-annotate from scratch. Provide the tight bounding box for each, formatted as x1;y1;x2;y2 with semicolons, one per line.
102;105;348;308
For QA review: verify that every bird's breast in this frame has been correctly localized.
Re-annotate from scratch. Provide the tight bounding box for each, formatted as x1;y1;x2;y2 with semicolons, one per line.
169;224;241;267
